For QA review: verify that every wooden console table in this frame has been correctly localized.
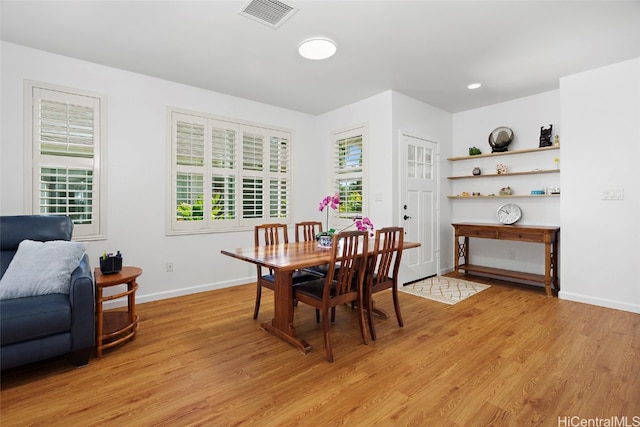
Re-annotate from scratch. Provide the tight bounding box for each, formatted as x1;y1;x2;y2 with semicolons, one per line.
452;223;559;296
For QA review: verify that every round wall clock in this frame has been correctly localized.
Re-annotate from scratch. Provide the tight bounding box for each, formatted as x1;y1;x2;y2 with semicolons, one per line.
497;203;522;225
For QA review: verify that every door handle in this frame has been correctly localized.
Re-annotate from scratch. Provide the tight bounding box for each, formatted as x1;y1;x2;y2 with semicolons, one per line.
403;215;412;220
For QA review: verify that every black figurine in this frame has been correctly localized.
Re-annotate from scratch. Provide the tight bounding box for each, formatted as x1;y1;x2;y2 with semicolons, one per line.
539;124;553;147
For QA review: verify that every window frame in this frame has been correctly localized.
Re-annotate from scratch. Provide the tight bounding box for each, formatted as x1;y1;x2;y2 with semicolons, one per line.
167;107;293;235
330;123;369;229
24;80;107;241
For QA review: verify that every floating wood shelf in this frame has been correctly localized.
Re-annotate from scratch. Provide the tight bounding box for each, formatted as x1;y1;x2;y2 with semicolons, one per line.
447;145;559;161
448;169;559;180
447;194;559;199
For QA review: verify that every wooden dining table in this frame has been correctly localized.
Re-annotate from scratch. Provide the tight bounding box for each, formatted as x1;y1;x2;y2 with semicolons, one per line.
221;239;420;354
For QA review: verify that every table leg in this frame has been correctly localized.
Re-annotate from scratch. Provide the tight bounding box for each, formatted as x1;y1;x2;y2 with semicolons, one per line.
260;269;311;354
129;279;139;340
454;235;469;276
463;237;469;274
552;239;559;292
454;234;464;277
544;242;552;297
454;235;459;278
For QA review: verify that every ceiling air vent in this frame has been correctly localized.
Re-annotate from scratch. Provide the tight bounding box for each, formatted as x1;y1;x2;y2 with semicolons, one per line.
239;0;298;29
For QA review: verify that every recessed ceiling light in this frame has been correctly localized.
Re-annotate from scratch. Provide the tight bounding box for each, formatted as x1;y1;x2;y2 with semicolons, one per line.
467;83;482;90
298;38;337;60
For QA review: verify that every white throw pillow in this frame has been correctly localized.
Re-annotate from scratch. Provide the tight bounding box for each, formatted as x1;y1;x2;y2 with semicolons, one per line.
0;239;86;300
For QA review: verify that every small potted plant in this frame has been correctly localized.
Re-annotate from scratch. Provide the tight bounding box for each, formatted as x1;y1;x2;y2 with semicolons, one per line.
317;193;340;247
99;251;122;274
316;193;375;247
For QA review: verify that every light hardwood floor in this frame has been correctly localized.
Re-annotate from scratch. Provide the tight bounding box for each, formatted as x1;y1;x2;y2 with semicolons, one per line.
2;275;639;426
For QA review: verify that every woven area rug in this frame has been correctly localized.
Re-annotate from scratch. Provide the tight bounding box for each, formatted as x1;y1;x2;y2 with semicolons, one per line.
400;276;490;305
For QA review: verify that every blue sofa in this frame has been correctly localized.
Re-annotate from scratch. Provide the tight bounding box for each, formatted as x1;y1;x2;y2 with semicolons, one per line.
0;215;95;370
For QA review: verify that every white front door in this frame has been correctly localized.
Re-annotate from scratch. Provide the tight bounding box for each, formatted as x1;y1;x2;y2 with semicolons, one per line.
399;133;439;283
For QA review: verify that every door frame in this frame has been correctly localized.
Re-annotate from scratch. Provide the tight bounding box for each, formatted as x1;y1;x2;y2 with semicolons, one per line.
398;130;441;284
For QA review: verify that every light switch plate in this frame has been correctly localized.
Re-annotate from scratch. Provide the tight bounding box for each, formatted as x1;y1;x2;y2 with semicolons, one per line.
602;188;624;200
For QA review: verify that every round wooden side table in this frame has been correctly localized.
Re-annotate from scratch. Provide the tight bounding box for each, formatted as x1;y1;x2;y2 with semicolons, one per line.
94;266;142;357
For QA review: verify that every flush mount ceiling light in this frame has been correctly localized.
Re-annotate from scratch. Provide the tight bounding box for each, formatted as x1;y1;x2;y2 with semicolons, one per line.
467;82;482;90
298;38;337;60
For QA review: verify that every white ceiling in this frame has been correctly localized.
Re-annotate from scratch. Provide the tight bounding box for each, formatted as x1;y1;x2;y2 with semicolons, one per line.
2;1;639;115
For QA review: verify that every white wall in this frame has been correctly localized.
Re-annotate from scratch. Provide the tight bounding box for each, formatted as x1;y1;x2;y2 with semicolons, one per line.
314;91;394;229
450;91;561;276
1;42;320;304
559;58;640;313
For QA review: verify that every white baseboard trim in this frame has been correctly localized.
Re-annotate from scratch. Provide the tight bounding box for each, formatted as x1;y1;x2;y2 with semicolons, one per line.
558;290;640;314
102;275;640;315
102;276;253;310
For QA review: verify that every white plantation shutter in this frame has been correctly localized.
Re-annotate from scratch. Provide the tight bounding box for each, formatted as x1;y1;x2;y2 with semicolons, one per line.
29;84;105;239
241;131;264;220
169;109;292;233
242;177;264;219
269;135;289;173
176;172;204;221
39;167;93;223
172;113;209;230
269;178;288;218
211;175;235;220
211;121;237;221
211;125;236;169
39;99;95;158
332;126;367;222
175;121;206;224
268;134;289;218
176;121;205;167
242;131;264;171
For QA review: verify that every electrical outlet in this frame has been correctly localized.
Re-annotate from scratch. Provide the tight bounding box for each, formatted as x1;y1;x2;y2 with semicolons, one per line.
166;262;174;272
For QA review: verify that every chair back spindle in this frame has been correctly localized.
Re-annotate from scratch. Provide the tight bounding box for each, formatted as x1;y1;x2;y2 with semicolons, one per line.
295;221;322;243
256;223;289;247
328;232;362;300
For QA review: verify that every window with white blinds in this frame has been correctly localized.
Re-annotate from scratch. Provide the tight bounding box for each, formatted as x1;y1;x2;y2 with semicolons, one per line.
26;82;105;240
169;109;291;233
332;125;368;225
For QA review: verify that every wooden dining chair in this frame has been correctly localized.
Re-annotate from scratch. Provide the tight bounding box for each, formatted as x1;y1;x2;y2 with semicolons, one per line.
253;223;317;319
294;221;323;243
294;221;331;278
293;230;369;362
364;226;405;341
